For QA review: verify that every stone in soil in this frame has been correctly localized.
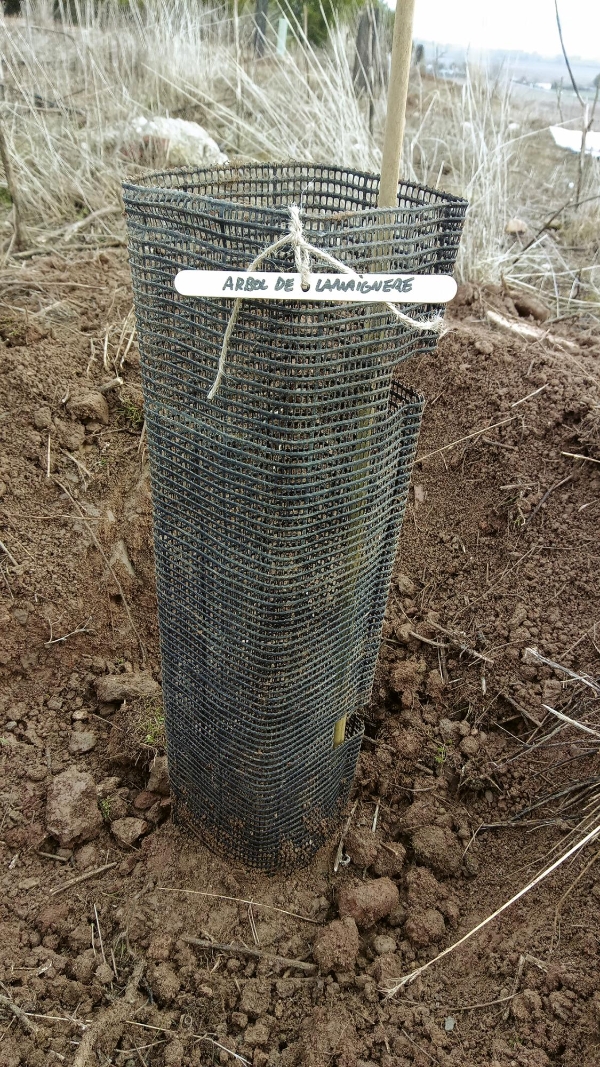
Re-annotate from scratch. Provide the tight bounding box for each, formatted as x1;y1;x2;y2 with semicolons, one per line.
94;671;161;703
312;917;360;973
147;754;170;796
45;767;103;848
410;825;462;878
110;816;148;847
96;776;122;799
372;933;396;956
337;877;399;928
133;789;161;810
68;729;97;755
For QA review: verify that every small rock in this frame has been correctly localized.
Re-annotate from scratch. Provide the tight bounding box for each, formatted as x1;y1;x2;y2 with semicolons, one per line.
345;827;379;868
444;1017;456;1032
505;217;528;235
46;767;103;848
372;934;396;956
75;842;100;868
95;962;114;984
96;776;121;799
95;671;161;703
101;794;128;822
68;730;97;755
312;917;359;973
405;907;446;947
118;855;138;876
111;817;148;847
18;877;40;891
439;719;461;744
459;735;480;757
372;842;406;878
147;962;181;1005
26;766;47;782
134;789;161;811
410;825;462;878
71;950;96;983
147;755;170;796
396;573;416;596
337;877;400;928
67;389;109;425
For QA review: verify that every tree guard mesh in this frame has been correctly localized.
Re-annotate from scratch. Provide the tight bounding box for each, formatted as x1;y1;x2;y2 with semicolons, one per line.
122;163;467;871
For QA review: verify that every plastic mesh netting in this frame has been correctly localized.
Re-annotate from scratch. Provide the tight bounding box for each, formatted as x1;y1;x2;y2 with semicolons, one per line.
123;163;467;871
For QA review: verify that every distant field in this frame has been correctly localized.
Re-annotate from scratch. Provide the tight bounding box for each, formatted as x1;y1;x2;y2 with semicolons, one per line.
0;0;598;315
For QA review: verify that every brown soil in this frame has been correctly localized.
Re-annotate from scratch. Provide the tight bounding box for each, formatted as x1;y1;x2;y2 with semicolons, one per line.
0;251;599;1067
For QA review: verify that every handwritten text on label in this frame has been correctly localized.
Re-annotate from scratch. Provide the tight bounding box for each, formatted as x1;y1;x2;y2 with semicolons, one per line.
174;270;457;304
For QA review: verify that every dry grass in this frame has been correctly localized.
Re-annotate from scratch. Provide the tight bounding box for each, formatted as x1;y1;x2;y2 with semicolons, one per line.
0;0;598;315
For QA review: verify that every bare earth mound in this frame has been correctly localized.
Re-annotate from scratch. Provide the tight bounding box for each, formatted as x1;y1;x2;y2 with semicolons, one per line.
0;252;599;1066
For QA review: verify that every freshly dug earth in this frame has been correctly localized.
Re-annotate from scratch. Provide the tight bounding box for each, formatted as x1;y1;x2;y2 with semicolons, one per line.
0;250;599;1067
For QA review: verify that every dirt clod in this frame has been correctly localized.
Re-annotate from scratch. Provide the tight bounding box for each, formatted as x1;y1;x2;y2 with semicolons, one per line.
147;961;181;1005
410;825;462;878
404;906;446;946
344;826;379;868
67;387;109;425
95;671;161;703
312;917;360;973
337;877;400;928
45;767;103;847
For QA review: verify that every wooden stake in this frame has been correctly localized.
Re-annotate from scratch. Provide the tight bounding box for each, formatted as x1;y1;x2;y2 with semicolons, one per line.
378;0;416;208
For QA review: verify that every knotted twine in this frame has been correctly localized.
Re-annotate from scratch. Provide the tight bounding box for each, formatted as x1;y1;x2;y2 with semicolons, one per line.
208;204;444;400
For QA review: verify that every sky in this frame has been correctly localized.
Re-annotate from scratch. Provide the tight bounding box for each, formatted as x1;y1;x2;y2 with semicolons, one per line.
384;0;600;63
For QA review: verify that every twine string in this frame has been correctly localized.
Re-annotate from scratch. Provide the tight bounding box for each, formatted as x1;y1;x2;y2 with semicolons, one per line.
207;204;444;400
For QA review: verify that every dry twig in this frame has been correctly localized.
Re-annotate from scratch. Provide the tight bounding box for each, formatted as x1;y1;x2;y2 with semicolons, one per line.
50;862;117;896
73;961;144;1067
0;992;38;1036
524;474;572;526
182;936;317;973
384;820;600;996
333;800;358;873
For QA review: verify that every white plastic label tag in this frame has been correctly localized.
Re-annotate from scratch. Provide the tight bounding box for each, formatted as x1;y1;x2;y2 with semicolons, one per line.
174;270;457;303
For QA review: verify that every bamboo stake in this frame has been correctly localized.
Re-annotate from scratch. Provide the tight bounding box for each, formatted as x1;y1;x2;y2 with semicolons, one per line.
378;0;416;208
